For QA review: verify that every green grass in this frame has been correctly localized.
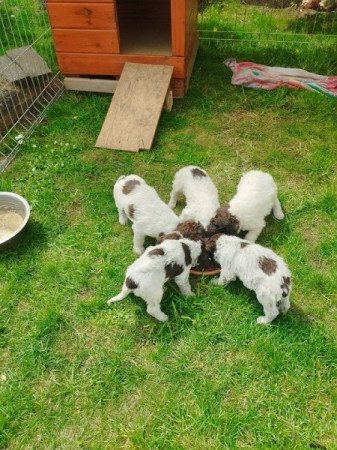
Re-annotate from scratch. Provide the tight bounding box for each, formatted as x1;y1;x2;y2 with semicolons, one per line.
1;1;337;448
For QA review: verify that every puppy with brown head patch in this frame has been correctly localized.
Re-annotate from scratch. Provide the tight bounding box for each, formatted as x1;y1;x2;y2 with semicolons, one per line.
206;234;291;324
168;166;220;229
107;238;202;321
113;175;179;255
157;221;219;271
207;170;284;242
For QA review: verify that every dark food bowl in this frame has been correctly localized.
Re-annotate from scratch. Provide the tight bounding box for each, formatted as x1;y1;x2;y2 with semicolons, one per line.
0;192;30;251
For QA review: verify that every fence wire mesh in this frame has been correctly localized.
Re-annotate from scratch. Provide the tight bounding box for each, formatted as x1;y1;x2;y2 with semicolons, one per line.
0;0;336;172
199;0;337;45
0;0;63;172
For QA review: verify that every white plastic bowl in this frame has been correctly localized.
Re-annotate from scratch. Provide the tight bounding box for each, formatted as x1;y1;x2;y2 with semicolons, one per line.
0;192;30;250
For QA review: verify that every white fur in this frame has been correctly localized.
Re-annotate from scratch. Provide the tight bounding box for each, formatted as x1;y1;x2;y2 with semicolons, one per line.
211;234;291;324
107;238;202;321
168;165;220;228
113;175;179;255
229;170;284;242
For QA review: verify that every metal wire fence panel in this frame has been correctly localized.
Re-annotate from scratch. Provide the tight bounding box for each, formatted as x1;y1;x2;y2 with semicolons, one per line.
0;1;336;171
0;0;64;172
198;0;337;72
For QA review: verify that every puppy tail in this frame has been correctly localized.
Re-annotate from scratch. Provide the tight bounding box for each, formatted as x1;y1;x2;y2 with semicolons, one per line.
107;285;130;305
273;197;284;220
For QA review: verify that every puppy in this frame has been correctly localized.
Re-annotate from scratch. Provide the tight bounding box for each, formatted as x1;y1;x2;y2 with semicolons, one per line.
158;221;218;270
205;234;291;324
113;175;179;255
168;166;220;228
107;238;202;321
207;170;284;242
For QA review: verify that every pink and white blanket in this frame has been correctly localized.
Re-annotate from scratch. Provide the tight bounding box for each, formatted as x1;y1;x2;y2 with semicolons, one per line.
224;59;337;98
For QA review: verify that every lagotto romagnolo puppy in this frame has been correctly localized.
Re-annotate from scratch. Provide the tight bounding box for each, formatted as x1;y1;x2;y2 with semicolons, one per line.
107;238;202;321
205;234;291;324
207;170;284;242
113;175;179;255
168;165;220;228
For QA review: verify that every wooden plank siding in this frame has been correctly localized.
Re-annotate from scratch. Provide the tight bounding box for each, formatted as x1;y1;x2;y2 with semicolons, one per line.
46;3;117;29
171;0;185;57
52;29;119;53
46;0;199;97
57;53;185;78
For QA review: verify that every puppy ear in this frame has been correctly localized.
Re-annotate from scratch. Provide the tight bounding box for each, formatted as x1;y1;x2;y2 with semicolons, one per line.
204;234;223;254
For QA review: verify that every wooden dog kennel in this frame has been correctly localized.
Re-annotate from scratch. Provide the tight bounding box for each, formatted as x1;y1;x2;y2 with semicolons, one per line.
46;0;199;97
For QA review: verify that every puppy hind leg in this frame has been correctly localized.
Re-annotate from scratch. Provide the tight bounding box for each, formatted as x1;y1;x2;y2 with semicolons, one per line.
145;290;168;322
273;197;285;220
132;226;146;255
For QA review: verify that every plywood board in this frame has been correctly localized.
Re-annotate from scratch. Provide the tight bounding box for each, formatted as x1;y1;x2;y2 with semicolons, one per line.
95;63;173;152
6;46;51;78
64;77;118;93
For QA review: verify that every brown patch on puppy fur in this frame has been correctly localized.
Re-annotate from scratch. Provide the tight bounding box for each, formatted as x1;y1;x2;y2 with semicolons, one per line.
148;248;165;257
157;231;182;244
128;204;135;219
204;233;223;254
240;241;250;249
191;167;207;178
258;256;278;275
281;276;291;297
181;242;192;266
125;276;138;290
176;221;205;241
165;263;184;278
122;179;141;195
207;204;240;236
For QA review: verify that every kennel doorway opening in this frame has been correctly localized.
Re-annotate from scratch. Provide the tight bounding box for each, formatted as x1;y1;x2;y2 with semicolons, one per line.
115;0;172;56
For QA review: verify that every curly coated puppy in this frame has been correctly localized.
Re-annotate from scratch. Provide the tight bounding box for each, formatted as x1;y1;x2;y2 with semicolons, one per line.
168;165;220;228
207;170;284;242
205;233;291;324
158;221;217;269
113;174;179;255
107;238;202;321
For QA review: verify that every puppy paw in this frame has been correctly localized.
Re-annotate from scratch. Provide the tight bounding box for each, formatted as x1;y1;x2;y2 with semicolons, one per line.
273;211;285;221
256;316;272;325
107;298;115;305
133;247;144;255
119;217;128;225
211;277;221;285
156;312;169;322
185;291;195;297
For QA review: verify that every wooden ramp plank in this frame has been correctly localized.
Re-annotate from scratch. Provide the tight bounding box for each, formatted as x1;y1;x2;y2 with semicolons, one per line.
95;62;173;152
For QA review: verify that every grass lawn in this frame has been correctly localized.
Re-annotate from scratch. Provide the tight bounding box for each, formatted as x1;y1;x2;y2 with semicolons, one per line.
1;2;337;448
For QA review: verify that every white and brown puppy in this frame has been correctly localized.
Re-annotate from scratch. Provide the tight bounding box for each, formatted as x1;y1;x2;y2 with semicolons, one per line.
107;238;202;321
205;233;291;324
113;175;179;255
168;165;220;228
207;170;284;242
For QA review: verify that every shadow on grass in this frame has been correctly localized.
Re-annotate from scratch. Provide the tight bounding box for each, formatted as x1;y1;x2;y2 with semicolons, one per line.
0;219;48;261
